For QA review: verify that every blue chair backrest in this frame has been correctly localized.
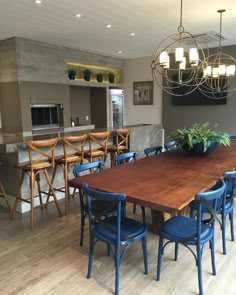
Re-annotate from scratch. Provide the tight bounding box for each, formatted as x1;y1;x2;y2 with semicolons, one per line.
73;160;104;177
82;182;126;243
164;141;177;151
116;152;137;165
230;135;236;140
195;179;226;236
144;146;162;157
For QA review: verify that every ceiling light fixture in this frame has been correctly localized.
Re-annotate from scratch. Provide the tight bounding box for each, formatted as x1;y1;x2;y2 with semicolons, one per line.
151;0;207;96
75;13;81;18
199;9;236;99
106;24;111;28
34;0;42;4
117;51;123;54
130;33;135;36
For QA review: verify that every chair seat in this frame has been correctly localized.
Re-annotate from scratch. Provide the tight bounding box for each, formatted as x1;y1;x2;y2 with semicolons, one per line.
54;154;81;164
92;216;146;244
16;161;52;171
159;216;213;245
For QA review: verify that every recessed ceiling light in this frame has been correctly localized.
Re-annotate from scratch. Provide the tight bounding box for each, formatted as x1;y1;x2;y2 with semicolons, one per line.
34;0;42;4
76;13;81;18
130;32;135;36
117;51;123;54
106;24;112;28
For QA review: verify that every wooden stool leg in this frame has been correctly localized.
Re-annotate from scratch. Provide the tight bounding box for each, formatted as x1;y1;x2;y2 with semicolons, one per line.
0;181;12;213
12;172;25;219
64;164;69;215
36;173;44;210
44;169;62;217
30;172;36;230
46;163;58;206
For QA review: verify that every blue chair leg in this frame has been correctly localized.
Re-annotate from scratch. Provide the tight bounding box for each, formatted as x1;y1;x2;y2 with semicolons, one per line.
196;244;203;295
115;245;121;295
230;211;235;241
133;204;136;214
142;237;148;274
189;207;194;218
210;238;216;275
222;213;227;255
174;242;179;261
156;236;164;281
87;235;94;278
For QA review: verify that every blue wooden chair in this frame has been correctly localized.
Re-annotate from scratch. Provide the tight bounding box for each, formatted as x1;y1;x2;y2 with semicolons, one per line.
82;182;148;295
144;146;162;156
230;135;236;140
189;170;236;254
115;152;145;224
73;161;104;246
164;140;177;151
156;178;226;295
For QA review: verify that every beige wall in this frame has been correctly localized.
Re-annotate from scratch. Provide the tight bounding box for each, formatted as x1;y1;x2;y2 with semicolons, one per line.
123;57;162;126
90;87;107;128
19;81;71;132
69;86;91;125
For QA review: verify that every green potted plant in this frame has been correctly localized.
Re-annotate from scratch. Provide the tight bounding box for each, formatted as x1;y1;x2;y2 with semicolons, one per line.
67;68;76;80
83;69;93;81
108;71;115;83
168;122;230;155
96;72;103;82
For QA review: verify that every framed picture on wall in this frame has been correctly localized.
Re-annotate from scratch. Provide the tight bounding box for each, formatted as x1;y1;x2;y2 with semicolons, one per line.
133;81;153;105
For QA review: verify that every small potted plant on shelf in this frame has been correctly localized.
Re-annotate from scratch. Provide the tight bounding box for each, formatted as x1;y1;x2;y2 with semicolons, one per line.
82;69;93;81
108;71;115;83
168;122;230;155
96;73;103;82
67;68;76;80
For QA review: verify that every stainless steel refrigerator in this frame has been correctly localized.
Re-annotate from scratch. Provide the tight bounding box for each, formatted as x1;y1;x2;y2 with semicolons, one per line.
110;89;124;128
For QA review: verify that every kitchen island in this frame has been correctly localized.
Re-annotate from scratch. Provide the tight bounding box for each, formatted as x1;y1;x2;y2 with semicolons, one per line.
0;124;163;212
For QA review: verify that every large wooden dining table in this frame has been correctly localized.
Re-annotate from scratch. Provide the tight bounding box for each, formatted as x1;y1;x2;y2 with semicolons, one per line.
69;140;236;231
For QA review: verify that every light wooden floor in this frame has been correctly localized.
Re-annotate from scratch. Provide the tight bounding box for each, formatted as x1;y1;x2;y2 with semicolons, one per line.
1;198;236;295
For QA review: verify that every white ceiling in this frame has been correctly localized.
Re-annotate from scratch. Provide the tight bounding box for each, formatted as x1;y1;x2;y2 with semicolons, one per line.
0;0;236;59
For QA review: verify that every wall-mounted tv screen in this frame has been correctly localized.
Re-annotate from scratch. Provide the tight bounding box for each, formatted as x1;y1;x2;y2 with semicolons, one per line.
172;74;227;105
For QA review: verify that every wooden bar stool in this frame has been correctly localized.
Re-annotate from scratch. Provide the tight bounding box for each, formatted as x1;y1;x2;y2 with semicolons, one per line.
49;134;87;214
107;128;130;166
84;131;110;162
12;138;62;229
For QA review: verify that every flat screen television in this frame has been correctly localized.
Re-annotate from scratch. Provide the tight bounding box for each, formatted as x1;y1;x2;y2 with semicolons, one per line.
172;74;227;105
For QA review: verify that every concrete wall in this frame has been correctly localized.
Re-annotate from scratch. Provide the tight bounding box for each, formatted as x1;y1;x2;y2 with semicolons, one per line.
162;45;236;136
123;56;162;126
15;37;125;84
0;38;18;83
69;86;91;125
0;37;125;133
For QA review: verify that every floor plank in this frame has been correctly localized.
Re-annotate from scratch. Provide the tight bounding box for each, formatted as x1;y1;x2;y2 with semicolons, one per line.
0;198;235;295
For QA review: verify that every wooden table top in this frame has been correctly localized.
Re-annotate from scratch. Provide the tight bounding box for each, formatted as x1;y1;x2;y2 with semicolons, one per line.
69;141;236;214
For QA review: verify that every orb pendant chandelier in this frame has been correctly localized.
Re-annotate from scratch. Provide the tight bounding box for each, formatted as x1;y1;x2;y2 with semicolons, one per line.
151;0;208;96
200;9;236;99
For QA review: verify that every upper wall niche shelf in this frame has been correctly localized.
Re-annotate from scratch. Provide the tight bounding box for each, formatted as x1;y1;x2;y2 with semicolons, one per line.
66;62;123;84
67;79;123;89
